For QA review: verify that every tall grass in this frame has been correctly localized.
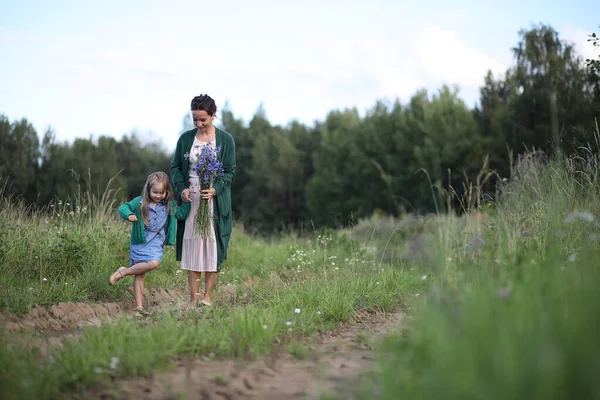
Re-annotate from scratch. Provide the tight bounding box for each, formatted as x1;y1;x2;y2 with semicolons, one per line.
355;144;600;399
0;172;136;313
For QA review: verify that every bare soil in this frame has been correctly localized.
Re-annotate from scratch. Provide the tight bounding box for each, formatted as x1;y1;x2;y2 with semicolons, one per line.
1;287;401;399
0;287;185;334
88;310;402;400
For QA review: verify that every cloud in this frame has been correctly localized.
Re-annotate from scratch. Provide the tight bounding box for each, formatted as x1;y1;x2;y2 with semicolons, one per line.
561;24;598;62
0;20;510;150
413;26;507;88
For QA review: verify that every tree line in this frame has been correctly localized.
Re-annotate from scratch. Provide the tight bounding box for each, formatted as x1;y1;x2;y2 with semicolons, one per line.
1;24;599;234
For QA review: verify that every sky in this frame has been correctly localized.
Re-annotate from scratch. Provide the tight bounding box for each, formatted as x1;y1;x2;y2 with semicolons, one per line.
0;0;598;152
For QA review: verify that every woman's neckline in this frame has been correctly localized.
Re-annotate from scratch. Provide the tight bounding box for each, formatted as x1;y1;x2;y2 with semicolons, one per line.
195;127;216;143
194;136;215;144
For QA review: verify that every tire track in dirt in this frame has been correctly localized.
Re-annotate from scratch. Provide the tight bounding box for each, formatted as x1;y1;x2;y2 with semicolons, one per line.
89;310;402;400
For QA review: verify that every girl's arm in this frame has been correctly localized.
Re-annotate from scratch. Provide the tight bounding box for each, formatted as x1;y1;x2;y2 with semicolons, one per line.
212;136;236;196
117;198;139;220
170;136;186;195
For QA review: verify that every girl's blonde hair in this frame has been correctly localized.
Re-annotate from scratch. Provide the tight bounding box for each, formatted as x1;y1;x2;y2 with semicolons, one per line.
140;172;174;225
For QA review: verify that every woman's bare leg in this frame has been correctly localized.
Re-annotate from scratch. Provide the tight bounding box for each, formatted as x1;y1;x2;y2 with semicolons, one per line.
202;272;218;305
188;271;202;307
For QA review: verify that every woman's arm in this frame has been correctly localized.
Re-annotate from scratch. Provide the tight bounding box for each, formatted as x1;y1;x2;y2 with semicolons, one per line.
213;136;236;196
174;201;191;220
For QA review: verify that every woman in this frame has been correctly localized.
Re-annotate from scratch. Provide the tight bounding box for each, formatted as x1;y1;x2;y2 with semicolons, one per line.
170;94;236;307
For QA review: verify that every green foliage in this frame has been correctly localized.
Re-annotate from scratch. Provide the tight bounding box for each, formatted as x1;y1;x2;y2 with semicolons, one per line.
476;24;600;180
0;116;40;203
351;147;600;399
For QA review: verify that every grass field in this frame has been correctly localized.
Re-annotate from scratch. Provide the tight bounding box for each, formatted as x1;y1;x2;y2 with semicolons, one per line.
1;150;600;399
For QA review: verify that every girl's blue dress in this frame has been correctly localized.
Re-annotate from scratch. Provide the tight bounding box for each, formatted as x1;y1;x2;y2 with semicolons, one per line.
129;202;168;265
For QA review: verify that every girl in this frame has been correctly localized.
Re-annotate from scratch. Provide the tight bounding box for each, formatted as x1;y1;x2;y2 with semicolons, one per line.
109;171;190;316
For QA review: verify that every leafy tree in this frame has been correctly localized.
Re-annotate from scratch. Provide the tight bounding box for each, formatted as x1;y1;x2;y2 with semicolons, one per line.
477;23;599;174
0;115;40;203
586;26;600;74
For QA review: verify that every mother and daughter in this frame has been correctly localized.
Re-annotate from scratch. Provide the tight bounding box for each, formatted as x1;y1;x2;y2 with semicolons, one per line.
108;94;236;316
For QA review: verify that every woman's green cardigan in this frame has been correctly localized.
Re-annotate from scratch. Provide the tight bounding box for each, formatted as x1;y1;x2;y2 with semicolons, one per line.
170;127;236;271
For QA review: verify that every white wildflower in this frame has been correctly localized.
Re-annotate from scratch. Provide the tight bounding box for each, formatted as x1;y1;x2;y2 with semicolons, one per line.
421;275;428;280
564;211;594;224
285;321;292;326
42;278;47;282
109;356;119;370
294;308;301;314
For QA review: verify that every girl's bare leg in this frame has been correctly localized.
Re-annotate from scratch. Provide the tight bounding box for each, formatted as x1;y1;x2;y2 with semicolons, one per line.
110;261;159;286
134;273;146;309
123;261;159;276
188;271;202;307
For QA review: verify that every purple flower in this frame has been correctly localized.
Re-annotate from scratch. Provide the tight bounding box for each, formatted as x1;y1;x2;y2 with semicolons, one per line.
193;145;224;188
192;145;225;237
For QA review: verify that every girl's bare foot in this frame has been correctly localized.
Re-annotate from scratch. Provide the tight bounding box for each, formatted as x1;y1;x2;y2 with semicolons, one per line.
109;267;126;285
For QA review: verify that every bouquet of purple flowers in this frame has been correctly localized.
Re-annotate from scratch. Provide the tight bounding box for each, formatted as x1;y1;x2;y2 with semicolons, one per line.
191;144;224;238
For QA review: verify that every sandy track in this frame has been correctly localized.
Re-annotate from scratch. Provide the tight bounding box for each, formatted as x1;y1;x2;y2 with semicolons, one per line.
89;310;402;400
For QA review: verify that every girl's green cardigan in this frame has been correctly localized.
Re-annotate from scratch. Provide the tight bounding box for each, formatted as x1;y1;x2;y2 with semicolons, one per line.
118;197;190;245
170;127;236;271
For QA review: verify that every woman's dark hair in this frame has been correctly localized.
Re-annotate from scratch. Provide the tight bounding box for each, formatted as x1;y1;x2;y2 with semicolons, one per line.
190;94;217;115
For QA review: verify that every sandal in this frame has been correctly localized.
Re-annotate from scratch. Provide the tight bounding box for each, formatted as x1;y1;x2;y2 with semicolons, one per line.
134;306;149;317
199;299;213;307
109;267;126;286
